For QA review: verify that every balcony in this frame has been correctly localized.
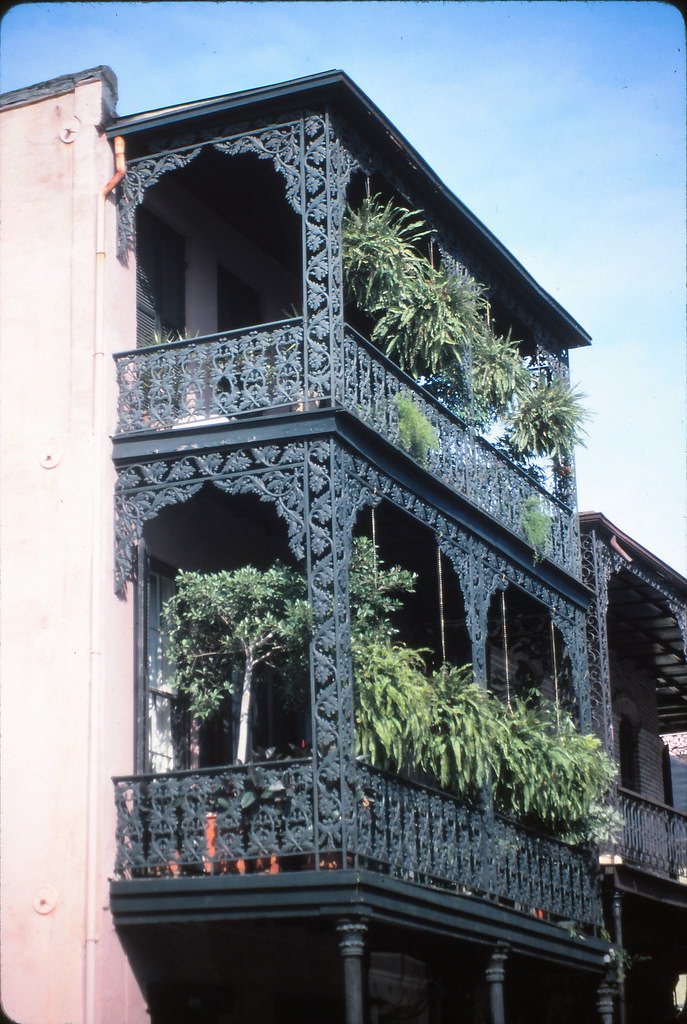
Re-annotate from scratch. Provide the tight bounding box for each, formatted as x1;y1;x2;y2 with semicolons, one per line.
616;787;687;882
112;757;603;934
113;320;579;574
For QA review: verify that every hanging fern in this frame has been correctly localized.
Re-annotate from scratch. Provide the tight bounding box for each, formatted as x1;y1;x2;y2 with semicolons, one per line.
491;694;618;842
342;195;429;314
342;194;590;469
520;496;553;563
507;375;589;461
343;195;484;378
395;395;439;466
470;325;527;422
353;638;433;771
348;537;618;842
421;665;498;800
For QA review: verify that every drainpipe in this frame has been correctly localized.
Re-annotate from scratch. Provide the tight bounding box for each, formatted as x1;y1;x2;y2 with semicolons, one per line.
84;134;126;1024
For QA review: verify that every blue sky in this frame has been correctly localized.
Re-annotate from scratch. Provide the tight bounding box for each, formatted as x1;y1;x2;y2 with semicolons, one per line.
2;1;685;572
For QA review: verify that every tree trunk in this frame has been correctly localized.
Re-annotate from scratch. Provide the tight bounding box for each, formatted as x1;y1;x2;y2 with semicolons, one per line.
236;661;254;764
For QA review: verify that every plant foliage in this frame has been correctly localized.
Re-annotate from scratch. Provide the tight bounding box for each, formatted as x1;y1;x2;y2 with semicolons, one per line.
161;537;617;843
507;375;589;461
163;564;311;764
348;536;417;643
342;194;590;470
395;395;439;466
348;537;617;841
520;496;553;563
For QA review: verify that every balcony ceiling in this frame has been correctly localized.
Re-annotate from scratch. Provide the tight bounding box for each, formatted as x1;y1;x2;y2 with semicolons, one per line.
608;570;687;734
172;148;302;276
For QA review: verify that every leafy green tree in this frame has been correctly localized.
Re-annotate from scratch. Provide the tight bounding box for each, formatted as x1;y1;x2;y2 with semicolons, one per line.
163;564;311;764
348;536;417;643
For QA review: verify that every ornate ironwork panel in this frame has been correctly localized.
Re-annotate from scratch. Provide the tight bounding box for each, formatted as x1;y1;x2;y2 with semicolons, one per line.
113;758;314;877
114;320;306;434
580;528;614;751
114;443;307;593
303;439;357;861
355;763;603;930
113;325;579;573
117;120;305;258
341;327;578;573
581;524;687;751
113;757;602;933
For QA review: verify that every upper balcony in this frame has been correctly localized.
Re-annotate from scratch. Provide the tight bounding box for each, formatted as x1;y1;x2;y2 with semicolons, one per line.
113;317;580;576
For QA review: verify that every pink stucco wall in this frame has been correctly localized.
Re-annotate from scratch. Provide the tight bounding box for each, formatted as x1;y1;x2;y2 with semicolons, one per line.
0;72;146;1024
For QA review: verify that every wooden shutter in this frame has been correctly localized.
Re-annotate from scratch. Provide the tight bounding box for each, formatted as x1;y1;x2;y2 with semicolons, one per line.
136;207;186;346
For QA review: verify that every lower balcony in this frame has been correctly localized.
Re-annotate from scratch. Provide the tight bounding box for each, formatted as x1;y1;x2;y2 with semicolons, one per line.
112;757;603;936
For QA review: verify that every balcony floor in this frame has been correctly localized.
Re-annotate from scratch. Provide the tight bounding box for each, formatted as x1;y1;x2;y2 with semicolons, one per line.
110;866;609;974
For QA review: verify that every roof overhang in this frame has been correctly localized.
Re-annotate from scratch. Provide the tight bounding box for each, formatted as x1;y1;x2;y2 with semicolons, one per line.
108;69;591;352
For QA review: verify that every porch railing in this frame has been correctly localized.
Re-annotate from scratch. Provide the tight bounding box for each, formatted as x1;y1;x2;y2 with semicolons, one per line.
113;758;315;879
356;763;603;930
112;758;603;931
113;320;578;573
616;787;687;881
113;318;307;434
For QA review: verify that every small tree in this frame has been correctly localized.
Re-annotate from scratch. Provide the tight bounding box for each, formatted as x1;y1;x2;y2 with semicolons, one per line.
163;564;311;764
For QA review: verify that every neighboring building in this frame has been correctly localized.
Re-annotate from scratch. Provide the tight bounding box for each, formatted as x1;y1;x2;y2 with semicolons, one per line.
580;514;687;1024
1;66;685;1024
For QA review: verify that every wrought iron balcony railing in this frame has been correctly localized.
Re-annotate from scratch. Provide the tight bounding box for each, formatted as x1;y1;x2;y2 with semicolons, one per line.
356;763;602;929
113;319;578;573
616;787;687;881
112;758;603;932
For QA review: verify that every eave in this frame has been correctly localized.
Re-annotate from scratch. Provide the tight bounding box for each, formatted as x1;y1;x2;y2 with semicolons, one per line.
107;69;591;352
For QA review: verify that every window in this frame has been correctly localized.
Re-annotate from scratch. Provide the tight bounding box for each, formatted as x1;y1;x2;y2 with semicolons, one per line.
143;559;237;772
145;562;187;772
136;207;186;346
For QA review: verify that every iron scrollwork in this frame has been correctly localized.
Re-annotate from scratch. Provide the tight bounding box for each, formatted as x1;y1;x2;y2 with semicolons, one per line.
114;443;308;593
117;120;304;258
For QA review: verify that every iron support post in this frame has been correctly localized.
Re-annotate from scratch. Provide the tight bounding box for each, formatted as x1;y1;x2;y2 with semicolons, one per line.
611;889;627;1024
485;943;509;1024
337;918;368;1024
596;972;616;1024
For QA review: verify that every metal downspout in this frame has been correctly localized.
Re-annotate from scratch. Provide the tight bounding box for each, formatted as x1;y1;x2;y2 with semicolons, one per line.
84;135;125;1024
